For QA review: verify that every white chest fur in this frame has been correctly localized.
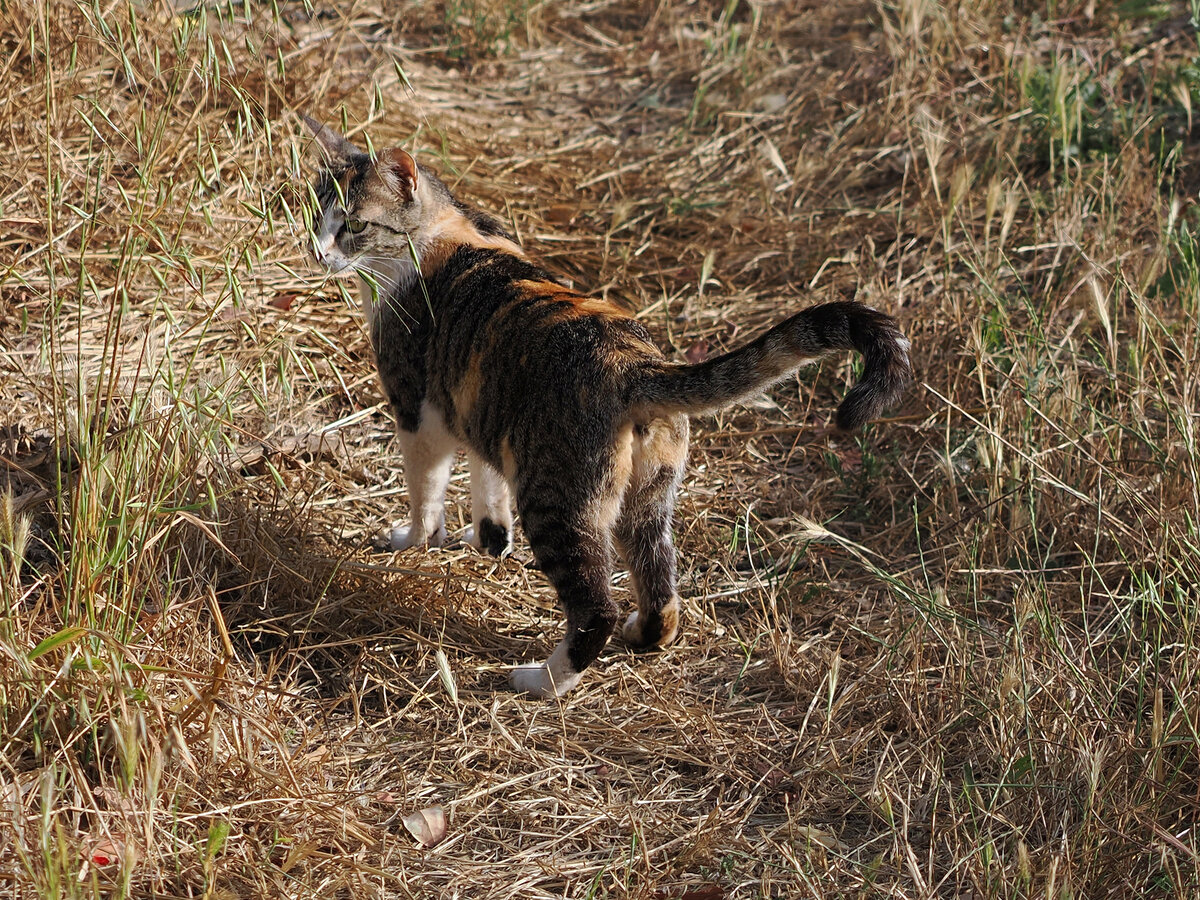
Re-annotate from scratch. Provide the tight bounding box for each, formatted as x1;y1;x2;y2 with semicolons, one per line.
357;256;419;330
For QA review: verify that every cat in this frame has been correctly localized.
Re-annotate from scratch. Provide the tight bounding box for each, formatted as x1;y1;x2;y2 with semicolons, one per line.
301;115;912;699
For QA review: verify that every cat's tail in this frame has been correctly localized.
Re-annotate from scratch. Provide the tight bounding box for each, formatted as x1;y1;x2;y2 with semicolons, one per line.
628;301;911;430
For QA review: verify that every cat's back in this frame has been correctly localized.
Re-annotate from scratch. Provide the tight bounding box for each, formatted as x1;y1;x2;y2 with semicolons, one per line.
425;243;663;441
429;244;659;367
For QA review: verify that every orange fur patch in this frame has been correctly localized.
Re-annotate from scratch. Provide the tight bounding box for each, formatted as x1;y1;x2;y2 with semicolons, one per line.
499;436;517;484
575;297;628;317
631;416;688;487
513;279;575;299
511;281;629;320
656;596;681;646
419;207;524;275
593;424;634;534
452;355;483;424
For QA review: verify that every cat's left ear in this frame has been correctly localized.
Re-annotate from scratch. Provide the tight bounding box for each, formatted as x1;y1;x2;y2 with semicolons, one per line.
301;114;360;165
375;148;419;199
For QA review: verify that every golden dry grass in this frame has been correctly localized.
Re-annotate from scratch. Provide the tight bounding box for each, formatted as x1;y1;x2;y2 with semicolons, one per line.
2;0;1199;897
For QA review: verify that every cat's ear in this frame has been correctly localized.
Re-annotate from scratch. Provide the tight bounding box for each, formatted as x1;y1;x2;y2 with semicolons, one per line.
301;114;359;165
374;148;419;199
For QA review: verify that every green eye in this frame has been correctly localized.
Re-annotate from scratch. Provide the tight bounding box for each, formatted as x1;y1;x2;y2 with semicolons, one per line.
345;217;367;234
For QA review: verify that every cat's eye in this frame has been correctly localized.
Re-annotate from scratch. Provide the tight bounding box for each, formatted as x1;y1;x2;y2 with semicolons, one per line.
345;217;367;234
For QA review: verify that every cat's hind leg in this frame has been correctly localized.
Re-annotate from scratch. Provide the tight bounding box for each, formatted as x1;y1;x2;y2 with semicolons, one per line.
510;435;630;698
510;522;618;698
617;416;688;649
390;404;457;551
464;452;513;556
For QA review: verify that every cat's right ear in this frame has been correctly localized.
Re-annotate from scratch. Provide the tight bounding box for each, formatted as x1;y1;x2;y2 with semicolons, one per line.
301;114;360;165
375;148;419;200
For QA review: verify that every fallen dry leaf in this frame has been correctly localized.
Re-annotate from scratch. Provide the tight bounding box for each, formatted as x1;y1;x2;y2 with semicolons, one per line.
402;805;447;849
269;291;300;311
794;825;844;852
89;839;121;867
276;432;349;465
544;204;577;225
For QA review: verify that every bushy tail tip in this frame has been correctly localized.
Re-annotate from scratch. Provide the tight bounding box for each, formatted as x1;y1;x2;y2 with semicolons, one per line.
833;326;911;431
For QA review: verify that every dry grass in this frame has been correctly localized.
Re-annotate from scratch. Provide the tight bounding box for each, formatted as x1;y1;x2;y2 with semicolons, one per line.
2;0;1199;896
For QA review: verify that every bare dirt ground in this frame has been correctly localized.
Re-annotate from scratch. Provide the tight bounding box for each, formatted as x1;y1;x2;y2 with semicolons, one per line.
2;1;1198;897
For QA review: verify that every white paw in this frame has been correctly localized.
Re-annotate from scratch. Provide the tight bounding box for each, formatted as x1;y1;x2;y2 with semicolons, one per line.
463;525;480;550
388;524;447;551
510;663;561;698
621;611;643;643
510;663;581;699
510;644;582;698
389;526;417;551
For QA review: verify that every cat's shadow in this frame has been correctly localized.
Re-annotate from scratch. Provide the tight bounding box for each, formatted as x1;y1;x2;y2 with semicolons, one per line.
215;504;538;709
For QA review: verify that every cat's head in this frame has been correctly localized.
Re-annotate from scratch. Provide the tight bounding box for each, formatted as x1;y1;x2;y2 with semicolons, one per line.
302;116;439;275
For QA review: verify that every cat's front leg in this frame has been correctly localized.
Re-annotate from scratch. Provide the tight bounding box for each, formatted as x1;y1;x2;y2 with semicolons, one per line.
464;452;513;556
391;405;457;550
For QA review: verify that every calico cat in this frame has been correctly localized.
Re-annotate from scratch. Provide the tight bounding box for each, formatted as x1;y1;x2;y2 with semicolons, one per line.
302;116;911;698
